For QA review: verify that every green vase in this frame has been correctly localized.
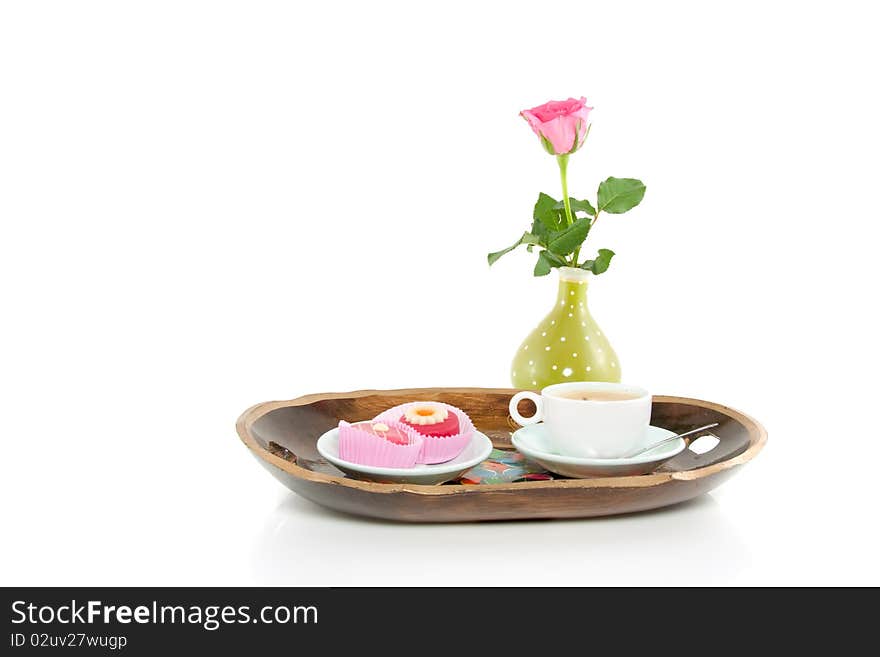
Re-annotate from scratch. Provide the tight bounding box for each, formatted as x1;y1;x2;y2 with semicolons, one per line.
511;267;621;389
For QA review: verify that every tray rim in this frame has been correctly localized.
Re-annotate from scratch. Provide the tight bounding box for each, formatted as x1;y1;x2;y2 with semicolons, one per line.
236;387;767;495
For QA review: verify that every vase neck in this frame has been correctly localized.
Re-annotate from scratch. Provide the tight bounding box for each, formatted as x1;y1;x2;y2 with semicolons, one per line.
555;267;590;305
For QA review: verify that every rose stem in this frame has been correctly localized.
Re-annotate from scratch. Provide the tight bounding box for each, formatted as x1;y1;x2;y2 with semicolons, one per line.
556;153;576;266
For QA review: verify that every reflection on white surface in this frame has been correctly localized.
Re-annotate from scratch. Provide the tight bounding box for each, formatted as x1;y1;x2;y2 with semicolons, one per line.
251;491;750;586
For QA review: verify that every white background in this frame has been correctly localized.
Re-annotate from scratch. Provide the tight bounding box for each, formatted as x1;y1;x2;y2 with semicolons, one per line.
2;1;878;586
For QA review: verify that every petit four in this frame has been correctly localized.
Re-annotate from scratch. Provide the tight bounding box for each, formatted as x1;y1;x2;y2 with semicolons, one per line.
337;420;422;468
375;401;475;464
401;403;461;437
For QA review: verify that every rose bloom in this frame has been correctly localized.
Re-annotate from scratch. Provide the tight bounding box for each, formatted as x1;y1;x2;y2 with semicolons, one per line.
521;97;593;155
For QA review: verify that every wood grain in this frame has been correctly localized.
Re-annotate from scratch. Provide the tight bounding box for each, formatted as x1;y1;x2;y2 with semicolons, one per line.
236;388;766;522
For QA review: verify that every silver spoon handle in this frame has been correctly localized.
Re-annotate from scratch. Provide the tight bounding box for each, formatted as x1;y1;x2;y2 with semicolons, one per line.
624;422;719;458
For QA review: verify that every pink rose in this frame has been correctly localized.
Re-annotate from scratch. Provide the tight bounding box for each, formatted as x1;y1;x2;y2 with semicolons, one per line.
520;97;593;155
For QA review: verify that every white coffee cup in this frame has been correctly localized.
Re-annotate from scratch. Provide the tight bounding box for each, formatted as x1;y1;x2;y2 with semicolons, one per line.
509;381;652;459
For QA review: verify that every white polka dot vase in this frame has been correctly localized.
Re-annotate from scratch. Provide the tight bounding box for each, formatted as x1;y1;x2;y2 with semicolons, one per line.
511;267;620;388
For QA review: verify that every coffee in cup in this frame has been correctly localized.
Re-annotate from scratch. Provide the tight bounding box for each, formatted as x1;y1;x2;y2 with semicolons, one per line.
554;389;642;402
509;381;652;458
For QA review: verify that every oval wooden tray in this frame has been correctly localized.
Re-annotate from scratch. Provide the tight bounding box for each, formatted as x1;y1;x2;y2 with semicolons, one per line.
236;388;766;522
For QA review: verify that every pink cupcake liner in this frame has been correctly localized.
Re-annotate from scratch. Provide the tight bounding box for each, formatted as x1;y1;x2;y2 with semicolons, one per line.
337;420;423;469
374;402;475;464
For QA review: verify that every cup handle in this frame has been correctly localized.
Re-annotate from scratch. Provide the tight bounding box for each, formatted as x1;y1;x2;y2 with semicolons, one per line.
509;391;544;426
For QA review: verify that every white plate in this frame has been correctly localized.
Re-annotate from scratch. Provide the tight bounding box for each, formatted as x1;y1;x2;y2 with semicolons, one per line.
511;424;687;478
316;429;494;485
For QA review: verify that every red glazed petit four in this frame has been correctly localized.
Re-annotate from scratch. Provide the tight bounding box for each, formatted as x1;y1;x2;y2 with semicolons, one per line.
400;403;461;437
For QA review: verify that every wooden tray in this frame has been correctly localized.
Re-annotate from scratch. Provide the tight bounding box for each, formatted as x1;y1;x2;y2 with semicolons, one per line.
236;388;766;522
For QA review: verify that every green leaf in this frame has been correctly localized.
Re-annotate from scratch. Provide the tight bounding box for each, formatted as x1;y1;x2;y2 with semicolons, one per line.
533;250;566;277
547;216;590;256
540;210;566;234
487;232;541;266
546;250;566;266
581;248;615;275
532;192;565;237
533;251;554;276
597;177;646;214
533;193;558;221
592;248;615;274
530;218;547;241
571;198;597;216
554;198;597;217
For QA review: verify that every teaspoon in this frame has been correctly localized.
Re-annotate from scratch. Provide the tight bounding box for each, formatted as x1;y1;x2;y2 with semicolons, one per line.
623;422;720;458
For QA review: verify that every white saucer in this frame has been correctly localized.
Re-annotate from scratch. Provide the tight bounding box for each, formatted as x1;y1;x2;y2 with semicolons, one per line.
316;428;494;485
511;424;687;478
